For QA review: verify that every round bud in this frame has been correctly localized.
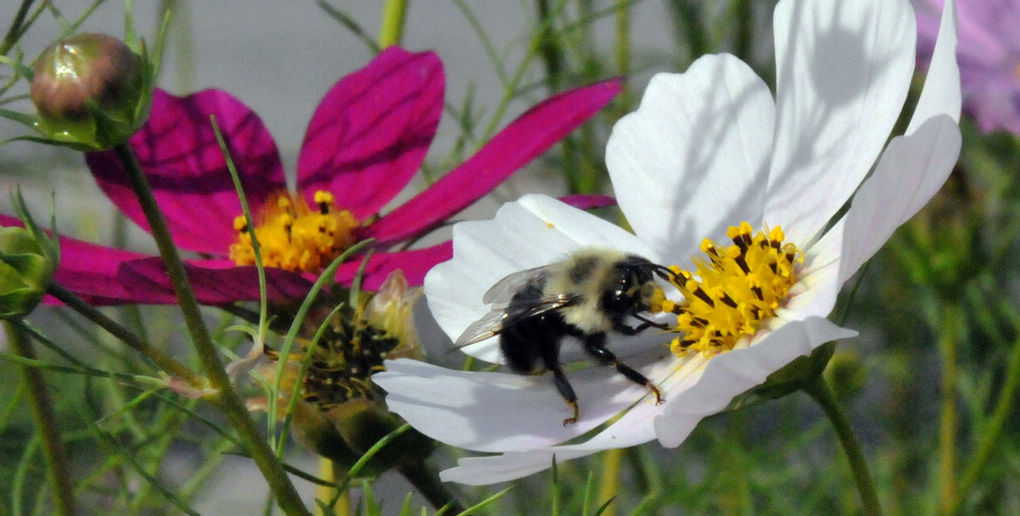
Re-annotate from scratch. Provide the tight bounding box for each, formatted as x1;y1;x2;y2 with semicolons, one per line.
0;225;57;319
30;33;144;148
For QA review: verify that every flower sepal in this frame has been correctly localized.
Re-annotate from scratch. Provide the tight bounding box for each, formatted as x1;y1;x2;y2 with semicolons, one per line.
726;342;836;410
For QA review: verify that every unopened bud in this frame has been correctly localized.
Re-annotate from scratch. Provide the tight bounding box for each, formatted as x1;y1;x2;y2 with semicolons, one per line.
30;33;145;149
0;225;57;319
366;270;425;360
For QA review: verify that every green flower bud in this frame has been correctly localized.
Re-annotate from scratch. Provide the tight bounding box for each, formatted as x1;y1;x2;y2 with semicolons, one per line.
30;33;146;149
0;224;57;319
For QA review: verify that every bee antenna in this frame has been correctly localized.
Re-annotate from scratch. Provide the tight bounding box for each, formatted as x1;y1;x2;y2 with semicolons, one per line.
651;264;680;284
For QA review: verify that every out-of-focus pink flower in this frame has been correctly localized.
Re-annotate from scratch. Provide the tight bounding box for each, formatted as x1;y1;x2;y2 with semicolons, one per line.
9;46;619;305
916;0;1020;134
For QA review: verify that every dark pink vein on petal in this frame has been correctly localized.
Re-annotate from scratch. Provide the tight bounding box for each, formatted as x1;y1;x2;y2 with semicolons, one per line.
0;214;156;305
297;47;444;220
117;257;315;305
87;89;287;256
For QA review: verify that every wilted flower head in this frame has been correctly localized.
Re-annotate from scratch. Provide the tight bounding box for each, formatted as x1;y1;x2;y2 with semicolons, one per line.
375;0;961;484
247;270;431;474
30;33;149;149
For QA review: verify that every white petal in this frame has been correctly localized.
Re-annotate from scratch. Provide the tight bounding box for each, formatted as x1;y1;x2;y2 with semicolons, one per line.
838;115;961;284
781;218;844;320
654;316;857;447
438;350;707;484
375;351;665;453
423;194;654;363
441;450;591;485
606;55;775;260
766;0;916;243
907;0;961;134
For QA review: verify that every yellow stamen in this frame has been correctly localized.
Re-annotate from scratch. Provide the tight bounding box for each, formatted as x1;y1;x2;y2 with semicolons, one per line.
667;222;802;358
228;190;360;272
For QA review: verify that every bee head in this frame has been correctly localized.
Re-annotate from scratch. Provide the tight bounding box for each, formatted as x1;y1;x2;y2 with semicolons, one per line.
603;255;669;314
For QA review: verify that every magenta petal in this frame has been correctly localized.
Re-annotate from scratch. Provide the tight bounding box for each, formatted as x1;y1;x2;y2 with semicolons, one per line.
557;194;616;211
86;89;287;255
297;47;444;220
365;79;622;246
55;243;153;305
335;242;452;290
117;257;315;305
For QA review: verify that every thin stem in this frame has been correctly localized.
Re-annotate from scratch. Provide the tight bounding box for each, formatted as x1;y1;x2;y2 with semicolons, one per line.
46;282;200;385
598;448;623;516
536;0;564;92
3;320;76;516
613;0;631;114
377;0;408;49
950;303;1020;513
937;302;961;513
112;143;309;515
803;373;882;516
0;0;34;55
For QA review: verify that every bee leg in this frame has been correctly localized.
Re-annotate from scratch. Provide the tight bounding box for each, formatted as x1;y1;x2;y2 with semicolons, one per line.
550;366;580;425
616;316;668;334
538;345;580;425
582;334;664;405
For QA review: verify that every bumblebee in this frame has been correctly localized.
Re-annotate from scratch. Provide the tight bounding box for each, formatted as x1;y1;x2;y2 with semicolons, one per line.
456;248;675;425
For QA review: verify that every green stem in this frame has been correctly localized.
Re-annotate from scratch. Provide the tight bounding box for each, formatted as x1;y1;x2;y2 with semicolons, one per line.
3;320;76;516
0;0;34;55
46;282;200;385
397;461;464;514
536;0;564;92
803;373;882;515
112;143;309;515
937;302;961;513
950;304;1020;513
613;0;630;114
377;0;408;49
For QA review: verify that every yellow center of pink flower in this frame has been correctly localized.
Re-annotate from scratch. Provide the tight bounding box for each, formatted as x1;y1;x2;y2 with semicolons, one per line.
229;190;359;272
659;222;802;357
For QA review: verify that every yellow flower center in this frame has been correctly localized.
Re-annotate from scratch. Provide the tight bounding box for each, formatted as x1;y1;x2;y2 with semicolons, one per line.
229;190;359;272
661;222;802;358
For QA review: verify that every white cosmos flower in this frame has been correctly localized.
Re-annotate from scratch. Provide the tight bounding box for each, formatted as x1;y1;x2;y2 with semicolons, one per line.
374;0;961;485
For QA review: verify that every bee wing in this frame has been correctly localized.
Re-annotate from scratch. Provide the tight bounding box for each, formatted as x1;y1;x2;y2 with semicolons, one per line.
454;292;578;348
481;264;551;304
454;309;511;347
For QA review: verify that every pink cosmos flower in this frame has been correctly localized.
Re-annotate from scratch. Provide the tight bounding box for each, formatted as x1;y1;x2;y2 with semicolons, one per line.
3;46;618;305
915;0;1020;134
